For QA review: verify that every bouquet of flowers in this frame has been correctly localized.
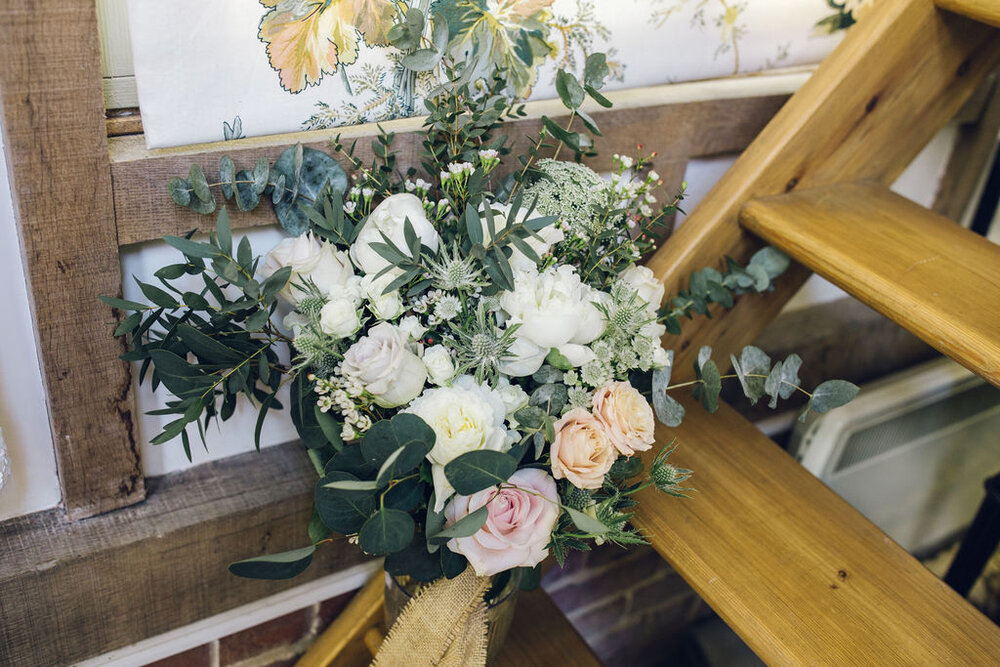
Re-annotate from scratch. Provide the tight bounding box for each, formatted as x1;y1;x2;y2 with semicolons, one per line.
103;5;858;590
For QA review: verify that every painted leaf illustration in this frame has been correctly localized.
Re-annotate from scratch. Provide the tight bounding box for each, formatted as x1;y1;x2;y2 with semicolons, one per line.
259;0;360;93
341;0;396;45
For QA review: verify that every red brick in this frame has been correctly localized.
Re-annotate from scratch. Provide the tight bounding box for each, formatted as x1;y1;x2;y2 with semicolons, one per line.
219;610;310;665
261;656;301;667
566;592;629;638
545;547;674;613
145;644;212;667
315;590;355;630
592;598;692;667
629;570;695;613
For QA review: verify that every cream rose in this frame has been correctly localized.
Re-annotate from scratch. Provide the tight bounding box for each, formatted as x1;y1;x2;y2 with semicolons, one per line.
620;264;665;313
341;322;426;408
479;202;564;271
350;193;439;276
499;266;608;351
319;297;361;339
259;233;354;305
422;345;455;386
550;408;617;489
444;468;560;576
592;381;655;457
406;375;508;511
360;273;404;321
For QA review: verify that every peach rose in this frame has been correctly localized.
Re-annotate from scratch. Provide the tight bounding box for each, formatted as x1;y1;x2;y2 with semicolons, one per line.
550;408;616;489
592;381;656;456
444;468;560;576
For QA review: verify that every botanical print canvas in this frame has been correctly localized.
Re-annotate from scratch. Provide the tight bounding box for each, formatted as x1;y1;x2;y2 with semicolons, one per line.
126;0;870;148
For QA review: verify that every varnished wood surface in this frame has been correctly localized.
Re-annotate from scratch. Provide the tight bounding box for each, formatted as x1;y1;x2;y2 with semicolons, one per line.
937;0;1000;27
108;93;786;247
643;0;1000;382
298;573;602;667
632;394;1000;665
0;442;368;666
742;181;1000;387
0;0;145;517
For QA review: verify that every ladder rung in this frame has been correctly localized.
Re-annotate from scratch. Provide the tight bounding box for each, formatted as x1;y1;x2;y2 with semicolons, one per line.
633;394;1000;664
740;181;1000;387
937;0;1000;28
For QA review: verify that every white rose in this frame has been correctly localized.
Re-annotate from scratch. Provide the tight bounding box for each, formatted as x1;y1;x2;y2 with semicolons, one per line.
498;335;548;377
500;266;608;350
398;315;426;341
341;322;426;408
360;273;404;321
495;376;529;417
480;203;564;271
406;375;508;511
423;345;456;386
259;233;354;305
639;321;666;341
620;264;665;313
319;298;361;338
653;346;671;369
350;194;440;276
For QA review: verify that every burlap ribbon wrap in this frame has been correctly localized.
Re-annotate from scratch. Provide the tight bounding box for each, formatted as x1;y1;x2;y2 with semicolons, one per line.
371;568;491;667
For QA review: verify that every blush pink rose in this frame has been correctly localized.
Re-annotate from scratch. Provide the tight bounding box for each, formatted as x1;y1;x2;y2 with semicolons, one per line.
592;381;656;456
550;408;616;489
444;468;559;576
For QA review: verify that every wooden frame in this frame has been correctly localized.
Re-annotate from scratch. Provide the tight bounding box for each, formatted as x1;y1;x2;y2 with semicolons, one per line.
0;1;796;662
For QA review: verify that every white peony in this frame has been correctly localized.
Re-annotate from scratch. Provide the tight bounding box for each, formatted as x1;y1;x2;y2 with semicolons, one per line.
498;335;548;377
259;233;354;306
500;265;609;350
405;375;509;511
479;202;564;271
319;297;362;338
495;376;529;418
620;264;665;313
422;345;456;386
360;273;404;321
341;322;426;408
350;194;440;277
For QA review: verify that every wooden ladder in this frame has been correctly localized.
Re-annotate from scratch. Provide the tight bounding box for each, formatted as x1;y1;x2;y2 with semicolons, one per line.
628;0;1000;663
300;1;1000;664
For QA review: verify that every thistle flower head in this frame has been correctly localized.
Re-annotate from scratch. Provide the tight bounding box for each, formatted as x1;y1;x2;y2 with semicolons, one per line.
451;303;518;383
651;440;693;497
426;242;488;292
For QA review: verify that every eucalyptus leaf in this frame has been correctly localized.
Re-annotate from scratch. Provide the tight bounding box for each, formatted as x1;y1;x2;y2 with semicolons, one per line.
229;545;315;580
429;505;488;544
809;380;860;414
358;508;415;555
315;471;376;534
444;450;517;495
564;506;608;535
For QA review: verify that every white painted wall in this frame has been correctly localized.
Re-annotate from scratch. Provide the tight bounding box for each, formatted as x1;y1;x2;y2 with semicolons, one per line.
0;125;61;521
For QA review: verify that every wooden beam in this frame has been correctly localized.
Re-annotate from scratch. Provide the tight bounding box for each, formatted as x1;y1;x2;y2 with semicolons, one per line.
0;0;144;517
632;395;1000;664
742;181;1000;387
109;93;787;247
937;0;1000;28
0;441;369;666
645;0;1000;382
934;74;1000;221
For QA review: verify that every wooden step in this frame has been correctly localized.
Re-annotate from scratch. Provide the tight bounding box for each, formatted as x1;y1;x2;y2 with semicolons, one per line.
937;0;1000;28
740;181;1000;387
297;572;601;666
632;394;1000;664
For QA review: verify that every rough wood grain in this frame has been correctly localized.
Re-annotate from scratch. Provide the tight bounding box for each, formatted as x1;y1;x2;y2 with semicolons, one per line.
109;94;786;246
0;441;368;667
0;0;144;517
937;0;1000;27
645;0;1000;382
742;181;1000;387
106;108;144;137
632;394;1000;664
298;572;601;667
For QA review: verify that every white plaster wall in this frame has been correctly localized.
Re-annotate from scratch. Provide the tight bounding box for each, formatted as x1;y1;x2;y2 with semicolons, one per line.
0;126;61;521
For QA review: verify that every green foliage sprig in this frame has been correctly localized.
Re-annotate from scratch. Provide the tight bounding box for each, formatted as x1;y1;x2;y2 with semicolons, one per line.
649;345;860;428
